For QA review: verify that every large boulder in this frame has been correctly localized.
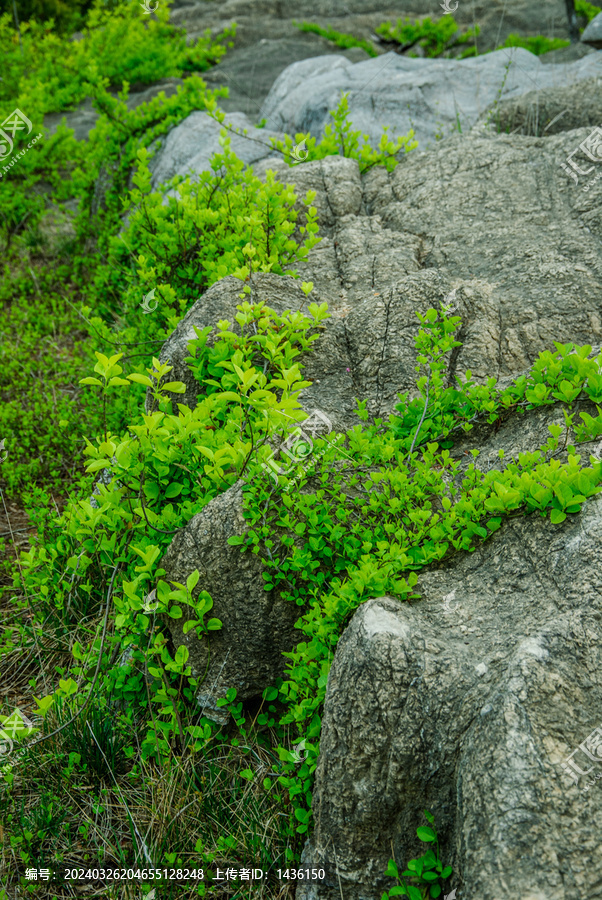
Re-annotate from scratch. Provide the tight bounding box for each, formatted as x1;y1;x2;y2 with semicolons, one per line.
298;397;602;900
153;122;602;427
259;48;602;149
159;482;301;722
153;92;602;738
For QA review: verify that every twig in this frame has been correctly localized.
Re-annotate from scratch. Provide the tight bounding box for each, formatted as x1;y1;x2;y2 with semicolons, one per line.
409;372;430;455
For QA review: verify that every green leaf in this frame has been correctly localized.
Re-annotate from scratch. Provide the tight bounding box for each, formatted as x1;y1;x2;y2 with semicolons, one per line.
385;860;399;879
416;826;436;842
168;605;183;618
127;373;154;387
186;570;200;592
550;509;566;525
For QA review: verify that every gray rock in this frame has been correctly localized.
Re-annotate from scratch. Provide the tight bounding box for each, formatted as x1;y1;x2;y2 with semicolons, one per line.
158;481;301;721
260;47;602;150
299;412;602;898
154;123;602;421
582;11;602;48
145;110;283;191
200;38;370;118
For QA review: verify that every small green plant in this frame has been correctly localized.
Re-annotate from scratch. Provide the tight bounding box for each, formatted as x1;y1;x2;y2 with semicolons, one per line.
206;92;418;175
495;33;570;55
293;20;379;57
269;93;418;173
575;0;600;24
375;15;479;58
381;811;452;899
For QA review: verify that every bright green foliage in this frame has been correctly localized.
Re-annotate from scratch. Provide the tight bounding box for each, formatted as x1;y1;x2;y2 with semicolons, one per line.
381;812;453;900
375;15;479;58
90;136;321;335
292;20;379;57
266;93;418;173
0;0;94;33
0;60;322;493
11;298;329;761
0;0;233;113
6;298;602;872
495;33;570;55
232;306;602;832
576;0;601;24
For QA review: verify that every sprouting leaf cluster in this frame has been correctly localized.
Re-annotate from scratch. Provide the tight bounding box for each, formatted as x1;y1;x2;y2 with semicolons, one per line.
375;15;479;58
382;811;452;899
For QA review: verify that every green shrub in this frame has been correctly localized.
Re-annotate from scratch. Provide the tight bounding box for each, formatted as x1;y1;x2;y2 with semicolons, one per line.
495;33;570;55
576;0;601;24
88;137;321;335
0;0;233;113
375;14;479;58
210;92;418;174
9;302;602;848
293;20;379;57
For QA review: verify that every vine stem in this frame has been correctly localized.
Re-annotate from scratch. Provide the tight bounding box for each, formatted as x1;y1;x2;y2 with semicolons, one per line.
409;372;431;456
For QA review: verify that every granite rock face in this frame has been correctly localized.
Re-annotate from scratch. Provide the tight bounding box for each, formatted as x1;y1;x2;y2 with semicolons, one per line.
154;123;602;429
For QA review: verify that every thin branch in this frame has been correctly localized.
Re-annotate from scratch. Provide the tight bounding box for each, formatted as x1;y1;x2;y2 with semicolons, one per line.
409;372;431;455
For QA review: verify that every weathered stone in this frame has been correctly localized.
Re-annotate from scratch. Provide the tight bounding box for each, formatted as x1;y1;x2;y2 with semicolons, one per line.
582;12;602;48
299;397;602;899
159;481;300;721
259;48;602;150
